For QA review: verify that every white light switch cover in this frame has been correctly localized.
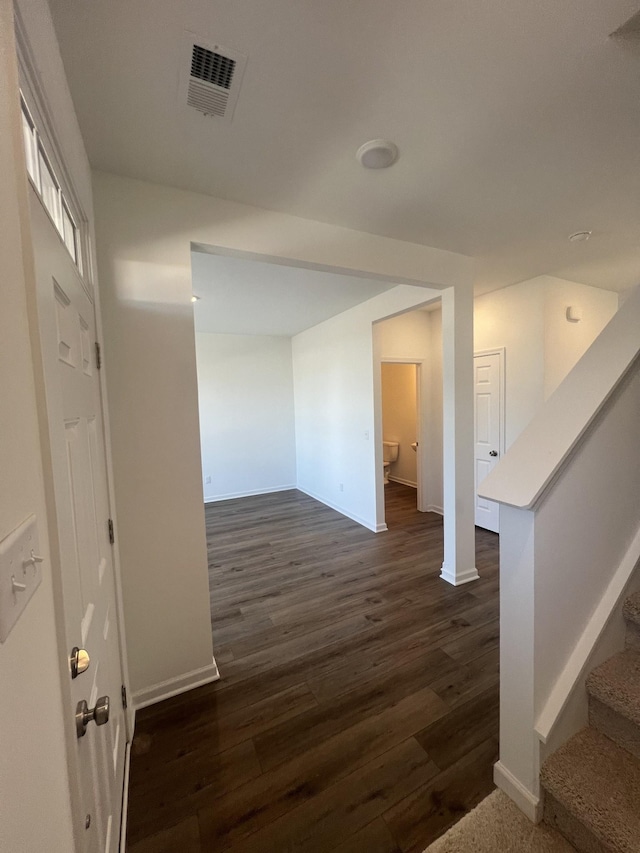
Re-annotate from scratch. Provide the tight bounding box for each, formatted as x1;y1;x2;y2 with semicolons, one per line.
0;514;43;643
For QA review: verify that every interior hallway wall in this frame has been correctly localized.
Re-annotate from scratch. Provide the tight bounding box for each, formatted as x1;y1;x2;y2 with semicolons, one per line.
381;363;418;487
474;278;546;449
292;287;441;532
542;276;620;398
196;333;296;502
475;275;618;448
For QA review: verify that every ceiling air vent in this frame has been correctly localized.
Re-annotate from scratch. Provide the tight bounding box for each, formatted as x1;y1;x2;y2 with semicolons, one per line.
182;35;247;122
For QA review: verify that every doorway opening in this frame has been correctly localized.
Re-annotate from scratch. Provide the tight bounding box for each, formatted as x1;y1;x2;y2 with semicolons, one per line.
373;302;443;533
380;361;421;525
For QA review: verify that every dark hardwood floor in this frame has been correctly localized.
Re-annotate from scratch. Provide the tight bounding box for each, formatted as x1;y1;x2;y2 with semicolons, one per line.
127;484;500;852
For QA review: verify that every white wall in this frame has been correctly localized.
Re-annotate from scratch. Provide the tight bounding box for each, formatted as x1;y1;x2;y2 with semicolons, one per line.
475;278;546;448
196;333;296;501
292;287;441;532
381;363;418;486
0;2;75;849
542;276;620;398
474;275;618;448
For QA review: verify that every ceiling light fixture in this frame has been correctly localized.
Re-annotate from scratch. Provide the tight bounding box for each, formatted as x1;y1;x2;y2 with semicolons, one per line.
568;231;592;243
356;139;399;169
191;295;200;302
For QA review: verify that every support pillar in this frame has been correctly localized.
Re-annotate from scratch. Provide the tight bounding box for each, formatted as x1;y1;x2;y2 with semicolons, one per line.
440;283;478;585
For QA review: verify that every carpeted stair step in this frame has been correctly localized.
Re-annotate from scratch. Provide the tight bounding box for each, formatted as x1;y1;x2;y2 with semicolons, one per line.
541;726;640;853
623;592;640;651
587;649;640;759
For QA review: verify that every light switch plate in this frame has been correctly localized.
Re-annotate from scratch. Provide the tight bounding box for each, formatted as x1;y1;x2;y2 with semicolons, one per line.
0;514;43;643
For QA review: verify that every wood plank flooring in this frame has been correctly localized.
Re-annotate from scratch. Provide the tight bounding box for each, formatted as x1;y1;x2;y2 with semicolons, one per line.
127;484;500;852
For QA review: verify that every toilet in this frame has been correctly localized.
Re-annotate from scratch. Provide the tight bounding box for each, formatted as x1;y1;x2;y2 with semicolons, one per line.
382;440;399;485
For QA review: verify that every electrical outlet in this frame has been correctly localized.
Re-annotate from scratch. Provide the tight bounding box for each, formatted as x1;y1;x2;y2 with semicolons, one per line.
339;483;344;492
364;430;369;440
205;476;212;485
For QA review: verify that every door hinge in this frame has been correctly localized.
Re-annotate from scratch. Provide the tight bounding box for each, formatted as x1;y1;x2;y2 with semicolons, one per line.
108;518;115;545
121;684;128;710
95;341;102;370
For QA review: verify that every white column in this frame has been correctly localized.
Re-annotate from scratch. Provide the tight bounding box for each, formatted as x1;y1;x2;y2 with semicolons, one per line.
440;283;478;585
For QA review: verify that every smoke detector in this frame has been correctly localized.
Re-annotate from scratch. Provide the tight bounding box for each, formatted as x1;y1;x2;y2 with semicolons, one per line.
568;231;592;243
356;140;399;169
181;33;247;122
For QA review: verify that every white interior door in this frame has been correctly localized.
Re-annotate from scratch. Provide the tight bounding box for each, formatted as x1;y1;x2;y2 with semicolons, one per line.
29;191;127;852
474;351;503;533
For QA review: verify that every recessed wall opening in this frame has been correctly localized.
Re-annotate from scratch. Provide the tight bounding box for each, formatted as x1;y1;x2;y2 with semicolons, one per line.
189;245;460;588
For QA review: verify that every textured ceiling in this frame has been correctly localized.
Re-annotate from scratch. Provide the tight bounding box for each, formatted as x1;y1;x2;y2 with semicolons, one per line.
50;0;640;294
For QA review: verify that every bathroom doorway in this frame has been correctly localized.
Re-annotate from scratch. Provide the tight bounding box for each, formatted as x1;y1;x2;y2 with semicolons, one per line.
380;360;422;523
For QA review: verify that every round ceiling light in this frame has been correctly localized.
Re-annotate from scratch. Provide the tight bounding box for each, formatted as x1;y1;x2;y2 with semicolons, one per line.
568;230;592;243
356;139;399;169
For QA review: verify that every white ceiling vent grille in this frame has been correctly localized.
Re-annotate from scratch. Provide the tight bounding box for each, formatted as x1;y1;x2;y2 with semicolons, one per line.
191;46;236;90
182;35;247;123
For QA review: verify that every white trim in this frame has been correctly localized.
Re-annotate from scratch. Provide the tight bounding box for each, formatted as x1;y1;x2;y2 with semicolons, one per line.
494;761;542;823
297;486;379;533
133;659;220;710
204;483;296;504
119;738;133;852
388;475;417;488
426;504;443;516
439;563;480;586
535;520;640;743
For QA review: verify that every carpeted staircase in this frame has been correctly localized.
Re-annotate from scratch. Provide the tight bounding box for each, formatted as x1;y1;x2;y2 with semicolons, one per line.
540;591;640;852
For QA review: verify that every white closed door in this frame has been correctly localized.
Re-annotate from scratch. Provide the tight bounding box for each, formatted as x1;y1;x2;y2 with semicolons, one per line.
474;352;502;533
29;192;127;852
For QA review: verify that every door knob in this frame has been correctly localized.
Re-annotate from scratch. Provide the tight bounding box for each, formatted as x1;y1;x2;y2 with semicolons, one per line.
76;696;110;738
70;647;91;679
489;450;498;457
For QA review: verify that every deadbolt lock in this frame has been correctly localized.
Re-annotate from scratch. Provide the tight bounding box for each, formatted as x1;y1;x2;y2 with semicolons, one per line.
70;646;91;679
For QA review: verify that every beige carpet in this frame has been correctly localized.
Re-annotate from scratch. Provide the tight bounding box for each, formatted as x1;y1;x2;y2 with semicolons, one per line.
424;790;575;852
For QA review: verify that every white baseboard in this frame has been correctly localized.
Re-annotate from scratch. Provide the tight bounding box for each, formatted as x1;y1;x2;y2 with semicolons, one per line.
132;658;220;710
388;476;417;488
204;484;296;503
296;487;379;533
494;760;542;823
440;563;480;586
119;738;133;851
426;504;443;516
